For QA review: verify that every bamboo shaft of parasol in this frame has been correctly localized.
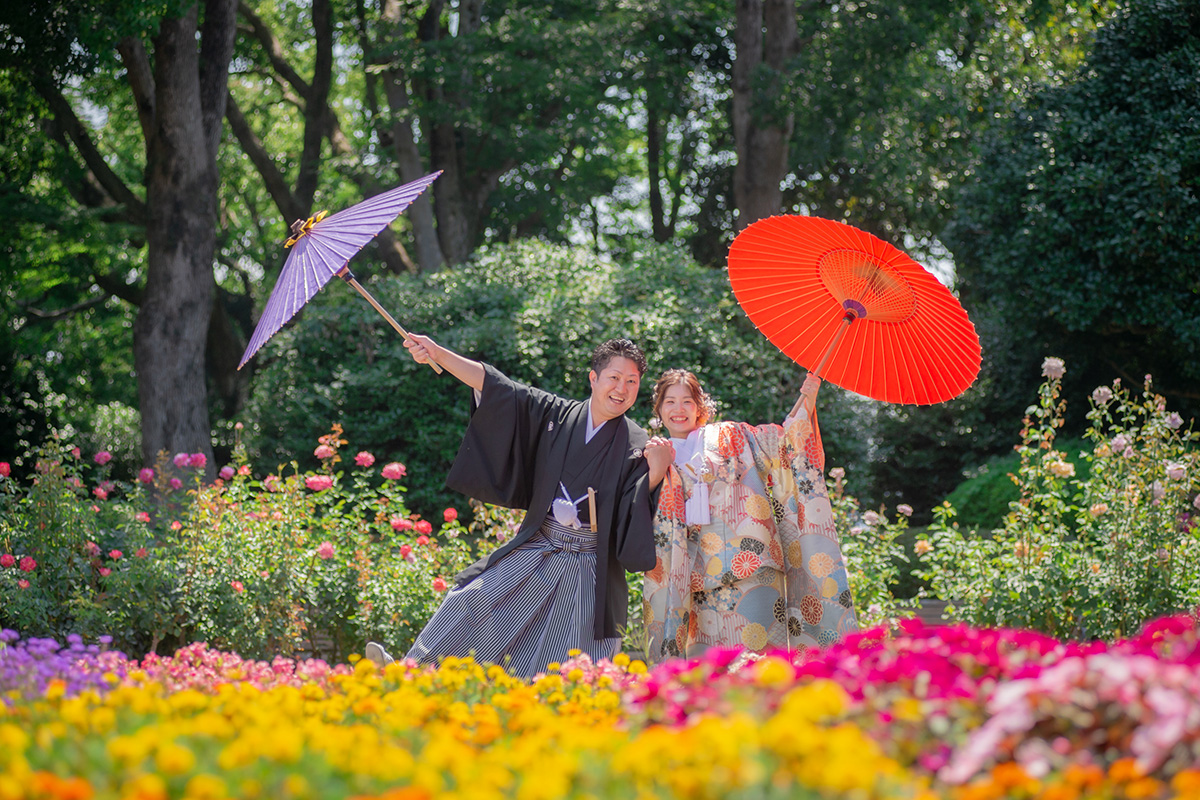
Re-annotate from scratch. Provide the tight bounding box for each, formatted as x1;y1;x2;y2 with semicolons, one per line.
341;273;443;374
788;313;854;420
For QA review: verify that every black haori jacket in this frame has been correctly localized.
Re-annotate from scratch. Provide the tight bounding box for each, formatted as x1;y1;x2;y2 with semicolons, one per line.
446;364;659;638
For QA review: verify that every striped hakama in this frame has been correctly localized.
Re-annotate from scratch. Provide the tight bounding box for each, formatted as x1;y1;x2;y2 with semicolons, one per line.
406;516;621;677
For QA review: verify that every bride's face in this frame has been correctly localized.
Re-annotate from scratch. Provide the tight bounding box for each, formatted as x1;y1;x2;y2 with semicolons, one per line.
658;383;701;439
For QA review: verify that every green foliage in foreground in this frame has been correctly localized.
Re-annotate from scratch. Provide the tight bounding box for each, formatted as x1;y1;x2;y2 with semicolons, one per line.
240;240;872;517
916;359;1200;640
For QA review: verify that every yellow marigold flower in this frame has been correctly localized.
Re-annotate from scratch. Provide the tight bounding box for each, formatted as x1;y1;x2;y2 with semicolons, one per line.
44;679;67;701
1172;769;1200;793
750;655;795;686
1124;777;1163;799
566;668;585;683
182;773;228;800
612;652;631;667
155;742;196;775
627;660;647;675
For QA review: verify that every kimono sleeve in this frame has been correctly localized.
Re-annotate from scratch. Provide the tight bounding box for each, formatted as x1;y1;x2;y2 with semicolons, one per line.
614;453;659;573
444;363;567;509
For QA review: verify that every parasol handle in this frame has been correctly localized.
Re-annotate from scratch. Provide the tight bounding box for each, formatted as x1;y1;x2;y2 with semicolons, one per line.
787;312;855;420
339;271;443;374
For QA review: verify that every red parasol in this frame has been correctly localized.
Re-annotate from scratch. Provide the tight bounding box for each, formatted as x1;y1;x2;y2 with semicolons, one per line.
728;215;980;406
238;171;443;372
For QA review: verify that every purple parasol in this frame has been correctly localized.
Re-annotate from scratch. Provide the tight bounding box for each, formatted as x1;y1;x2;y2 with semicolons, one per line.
238;171;443;371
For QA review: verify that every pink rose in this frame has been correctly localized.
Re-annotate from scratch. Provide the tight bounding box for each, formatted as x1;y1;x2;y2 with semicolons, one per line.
1166;463;1186;481
109;549;123;560
135;547;148;558
173;452;189;468
93;451;112;466
188;453;207;469
18;579;30;590
829;467;845;481
170;520;182;531
169;477;183;490
399;544;412;558
314;444;335;460
1092;386;1113;404
219;466;235;481
381;462;407;480
264;475;280;492
1041;356;1065;380
98;567;111;577
432;577;447;592
0;462;9;477
355;451;375;468
19;556;37;572
415;520;433;535
93;487;108;500
316;541;335;560
231;580;245;593
305;475;334;492
70;447;80;459
443;508;458;523
0;554;14;568
390;516;411;531
90;505;100;513
415;535;430;546
897;504;913;518
138;468;155;483
237;465;251;476
85;541;101;557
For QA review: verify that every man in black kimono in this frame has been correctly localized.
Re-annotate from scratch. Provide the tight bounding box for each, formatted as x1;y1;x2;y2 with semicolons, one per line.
365;335;672;676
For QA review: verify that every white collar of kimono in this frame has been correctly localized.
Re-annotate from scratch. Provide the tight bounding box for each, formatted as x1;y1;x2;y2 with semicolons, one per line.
670;427;705;468
584;401;606;443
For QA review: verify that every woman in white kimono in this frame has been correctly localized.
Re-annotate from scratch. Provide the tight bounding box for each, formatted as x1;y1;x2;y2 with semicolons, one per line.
643;370;857;660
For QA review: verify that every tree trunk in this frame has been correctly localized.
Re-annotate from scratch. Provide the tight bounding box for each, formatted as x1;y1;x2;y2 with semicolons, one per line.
732;0;796;231
648;103;671;243
131;0;237;475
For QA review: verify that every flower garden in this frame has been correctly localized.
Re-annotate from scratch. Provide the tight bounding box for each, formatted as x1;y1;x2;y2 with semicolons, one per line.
2;362;1200;799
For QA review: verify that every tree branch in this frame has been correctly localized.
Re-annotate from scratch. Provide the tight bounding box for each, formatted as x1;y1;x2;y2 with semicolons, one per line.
33;81;148;224
116;36;156;145
199;0;239;161
237;0;311;98
225;92;306;223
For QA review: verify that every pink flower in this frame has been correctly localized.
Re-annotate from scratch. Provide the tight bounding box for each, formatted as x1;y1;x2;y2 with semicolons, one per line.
1041;356;1065;380
264;475;280;492
231;580;245;593
93;486;108;500
219;466;235;481
170;520;182;531
109;549;123;560
90;504;100;513
188;453;207;469
863;510;881;526
305;475;334;492
432;577;447;592
18;579;29;590
1166;463;1186;481
381;462;407;480
173;452;189;468
415;520;433;535
1092;386;1113;405
138;468;155;483
391;517;414;531
314;444;335;460
169;478;182;490
0;462;9;477
1194;495;1200;511
237;465;251;476
70;447;80;459
85;541;100;557
98;567;111;577
0;554;14;568
93;451;112;465
829;467;845;481
416;535;430;546
443;507;458;523
897;504;913;517
135;548;148;558
316;541;335;560
19;556;37;572
1165;412;1184;430
400;544;412;558
355;451;375;468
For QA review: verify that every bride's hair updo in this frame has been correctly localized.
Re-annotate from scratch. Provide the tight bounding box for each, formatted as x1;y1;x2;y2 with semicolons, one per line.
651;369;717;430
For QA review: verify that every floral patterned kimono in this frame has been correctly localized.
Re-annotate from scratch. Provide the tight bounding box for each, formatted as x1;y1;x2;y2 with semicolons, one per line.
643;409;857;660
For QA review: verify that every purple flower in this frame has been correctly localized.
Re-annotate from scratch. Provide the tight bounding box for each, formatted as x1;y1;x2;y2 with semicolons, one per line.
219;466;235;481
169;477;183;490
1165;412;1184;430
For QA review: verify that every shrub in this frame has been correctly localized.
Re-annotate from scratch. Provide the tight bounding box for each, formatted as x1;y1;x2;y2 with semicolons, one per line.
915;358;1200;639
